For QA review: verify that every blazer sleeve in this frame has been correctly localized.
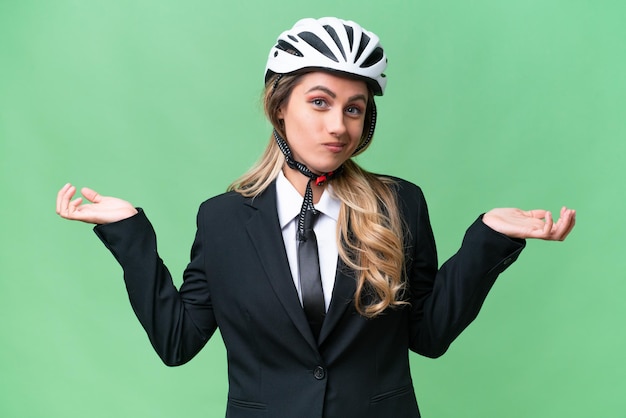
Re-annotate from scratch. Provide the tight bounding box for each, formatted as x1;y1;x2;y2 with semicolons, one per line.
93;208;217;366
397;181;526;358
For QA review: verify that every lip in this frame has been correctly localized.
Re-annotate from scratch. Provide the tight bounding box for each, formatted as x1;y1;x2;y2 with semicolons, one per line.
323;142;346;153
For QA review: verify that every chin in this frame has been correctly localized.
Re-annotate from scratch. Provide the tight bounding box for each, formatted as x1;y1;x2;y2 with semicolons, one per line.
311;162;345;175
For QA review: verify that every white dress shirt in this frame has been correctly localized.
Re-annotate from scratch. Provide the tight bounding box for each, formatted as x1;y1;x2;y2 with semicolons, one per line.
276;170;340;312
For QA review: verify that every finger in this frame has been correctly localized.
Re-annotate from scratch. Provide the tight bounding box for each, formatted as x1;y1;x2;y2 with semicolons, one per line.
59;184;77;218
528;209;548;220
81;187;102;204
56;183;71;214
564;209;577;238
555;209;576;241
550;208;575;241
542;211;553;237
69;197;83;211
63;197;88;221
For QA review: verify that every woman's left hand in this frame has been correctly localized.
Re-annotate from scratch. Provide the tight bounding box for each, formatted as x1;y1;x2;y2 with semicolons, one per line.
482;206;576;241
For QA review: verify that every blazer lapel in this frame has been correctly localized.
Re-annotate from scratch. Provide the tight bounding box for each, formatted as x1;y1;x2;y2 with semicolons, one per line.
318;260;356;345
244;184;320;352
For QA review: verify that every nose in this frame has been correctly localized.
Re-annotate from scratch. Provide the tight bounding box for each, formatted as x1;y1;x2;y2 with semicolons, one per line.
326;108;347;138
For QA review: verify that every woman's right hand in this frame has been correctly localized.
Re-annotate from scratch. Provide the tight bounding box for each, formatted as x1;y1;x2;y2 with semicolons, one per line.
56;183;138;225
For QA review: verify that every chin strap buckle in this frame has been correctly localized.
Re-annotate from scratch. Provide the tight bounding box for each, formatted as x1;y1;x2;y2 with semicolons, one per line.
315;171;334;187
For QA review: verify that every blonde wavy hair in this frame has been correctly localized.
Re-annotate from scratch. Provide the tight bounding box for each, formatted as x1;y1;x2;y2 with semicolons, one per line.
229;73;407;317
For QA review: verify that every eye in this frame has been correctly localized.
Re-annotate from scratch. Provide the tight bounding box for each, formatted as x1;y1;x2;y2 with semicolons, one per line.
345;105;364;116
311;98;328;108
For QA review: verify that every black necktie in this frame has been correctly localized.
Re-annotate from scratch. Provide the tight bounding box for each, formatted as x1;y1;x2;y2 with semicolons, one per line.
298;207;325;340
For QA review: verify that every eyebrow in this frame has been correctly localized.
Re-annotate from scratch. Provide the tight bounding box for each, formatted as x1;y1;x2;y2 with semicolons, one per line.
305;85;368;103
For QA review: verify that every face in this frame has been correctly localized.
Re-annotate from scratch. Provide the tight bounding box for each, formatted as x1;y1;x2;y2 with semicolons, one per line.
277;72;369;175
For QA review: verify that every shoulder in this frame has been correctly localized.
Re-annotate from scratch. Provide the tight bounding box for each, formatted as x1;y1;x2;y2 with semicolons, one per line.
192;191;252;235
196;190;250;219
375;174;427;205
199;190;245;209
371;175;432;233
196;185;276;220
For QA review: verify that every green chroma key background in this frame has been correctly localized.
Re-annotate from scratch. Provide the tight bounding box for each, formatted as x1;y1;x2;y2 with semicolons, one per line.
1;0;624;417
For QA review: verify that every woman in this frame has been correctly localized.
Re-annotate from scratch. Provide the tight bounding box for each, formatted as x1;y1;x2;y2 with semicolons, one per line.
56;17;575;418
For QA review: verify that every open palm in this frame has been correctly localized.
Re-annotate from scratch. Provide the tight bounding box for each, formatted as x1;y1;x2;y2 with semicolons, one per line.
56;183;137;225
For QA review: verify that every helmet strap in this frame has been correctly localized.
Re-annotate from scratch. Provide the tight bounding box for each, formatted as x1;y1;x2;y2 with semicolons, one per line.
271;74;284;94
352;99;377;155
273;129;342;239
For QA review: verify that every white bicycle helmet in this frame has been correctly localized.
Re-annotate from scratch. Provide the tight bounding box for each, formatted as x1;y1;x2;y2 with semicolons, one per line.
265;17;387;95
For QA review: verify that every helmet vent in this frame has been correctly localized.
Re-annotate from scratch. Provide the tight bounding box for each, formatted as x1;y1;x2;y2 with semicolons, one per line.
360;46;384;68
344;25;354;51
276;40;303;57
265;18;387;96
323;25;347;61
354;32;371;62
298;31;339;63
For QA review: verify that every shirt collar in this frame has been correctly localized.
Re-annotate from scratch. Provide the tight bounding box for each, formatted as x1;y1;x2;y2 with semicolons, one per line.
276;170;341;229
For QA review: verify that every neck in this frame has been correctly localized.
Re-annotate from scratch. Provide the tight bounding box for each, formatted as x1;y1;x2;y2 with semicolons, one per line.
282;165;326;204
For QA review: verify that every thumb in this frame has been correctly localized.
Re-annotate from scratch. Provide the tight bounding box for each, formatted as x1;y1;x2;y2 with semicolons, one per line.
527;209;548;220
81;187;102;203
